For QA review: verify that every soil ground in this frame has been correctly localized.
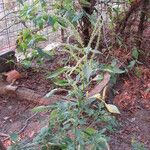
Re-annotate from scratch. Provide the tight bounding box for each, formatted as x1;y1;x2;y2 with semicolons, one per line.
0;55;149;149
110;67;150;150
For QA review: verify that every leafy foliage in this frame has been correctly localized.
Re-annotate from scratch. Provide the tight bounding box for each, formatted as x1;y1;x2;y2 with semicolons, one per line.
9;0;133;149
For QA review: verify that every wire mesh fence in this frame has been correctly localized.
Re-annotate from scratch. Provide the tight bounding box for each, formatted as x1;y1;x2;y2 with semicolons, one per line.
0;0;23;51
0;0;58;52
0;0;149;53
0;0;135;52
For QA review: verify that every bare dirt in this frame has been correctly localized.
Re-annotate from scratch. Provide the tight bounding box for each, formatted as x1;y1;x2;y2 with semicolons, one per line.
0;54;67;148
0;68;51;148
0;95;49;143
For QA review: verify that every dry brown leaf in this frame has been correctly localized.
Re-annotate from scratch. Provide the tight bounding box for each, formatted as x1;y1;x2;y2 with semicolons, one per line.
3;70;21;83
88;73;111;97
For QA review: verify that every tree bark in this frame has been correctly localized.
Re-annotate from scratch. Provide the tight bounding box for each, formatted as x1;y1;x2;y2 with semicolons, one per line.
118;0;142;34
136;0;149;48
79;0;97;46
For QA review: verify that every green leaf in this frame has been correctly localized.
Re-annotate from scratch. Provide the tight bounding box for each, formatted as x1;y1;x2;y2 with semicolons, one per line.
32;106;52;113
22;29;31;39
34;34;47;42
84;127;97;135
132;47;139;60
10;133;19;142
36;48;51;59
105;103;120;114
112;67;125;74
39;0;46;7
83;63;93;82
92;74;104;81
50;109;58;120
53;79;69;87
34;16;46;29
103;64;125;74
80;0;91;6
33;127;49;142
128;60;136;69
72;12;84;22
47;68;67;79
57;18;67;28
17;0;23;5
47;16;56;26
28;38;36;47
21;59;32;69
111;59;117;67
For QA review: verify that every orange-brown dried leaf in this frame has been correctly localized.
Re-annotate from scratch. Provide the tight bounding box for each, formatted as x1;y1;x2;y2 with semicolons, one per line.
3;70;21;83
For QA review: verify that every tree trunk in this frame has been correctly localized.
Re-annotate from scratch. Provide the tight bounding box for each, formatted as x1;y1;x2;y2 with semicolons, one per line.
79;0;97;46
136;0;149;48
118;0;142;34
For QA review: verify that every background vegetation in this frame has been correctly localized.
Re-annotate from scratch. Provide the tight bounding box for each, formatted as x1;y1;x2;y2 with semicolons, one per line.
1;0;149;149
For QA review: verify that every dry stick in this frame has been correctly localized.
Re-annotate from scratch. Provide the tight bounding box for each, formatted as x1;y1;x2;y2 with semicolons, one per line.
68;55;86;76
2;113;38;142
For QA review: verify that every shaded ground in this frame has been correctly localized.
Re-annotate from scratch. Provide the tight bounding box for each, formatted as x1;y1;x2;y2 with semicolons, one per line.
0;95;50;147
0;54;67;148
0;69;51;147
110;109;150;150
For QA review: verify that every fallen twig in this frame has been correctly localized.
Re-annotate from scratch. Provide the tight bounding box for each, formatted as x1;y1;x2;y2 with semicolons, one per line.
2;113;38;142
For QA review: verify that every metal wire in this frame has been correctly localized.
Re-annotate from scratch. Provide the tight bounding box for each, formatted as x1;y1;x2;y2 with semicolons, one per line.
0;0;148;52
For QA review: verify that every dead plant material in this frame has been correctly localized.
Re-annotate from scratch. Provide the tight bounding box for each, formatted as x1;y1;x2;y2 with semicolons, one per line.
0;81;75;105
114;66;150;111
2;70;21;84
88;73;111;97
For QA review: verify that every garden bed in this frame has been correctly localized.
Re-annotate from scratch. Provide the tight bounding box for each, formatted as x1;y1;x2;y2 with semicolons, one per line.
0;59;149;149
